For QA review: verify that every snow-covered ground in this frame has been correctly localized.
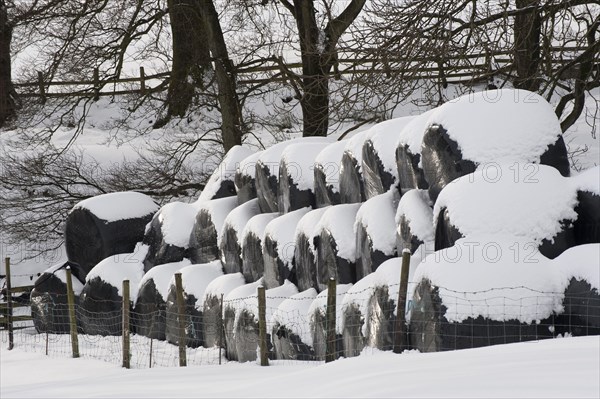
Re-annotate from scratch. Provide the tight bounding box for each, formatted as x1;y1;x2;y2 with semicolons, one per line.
1;336;598;398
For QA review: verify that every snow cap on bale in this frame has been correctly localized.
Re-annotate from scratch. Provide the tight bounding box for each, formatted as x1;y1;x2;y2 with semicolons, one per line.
198;146;255;202
271;288;318;348
174;261;224;308
256;137;332;213
219;199;262;273
279;142;328;213
434;164;578;259
554;243;600;292
316;203;363;262
241;212;279;282
396;189;435;254
137;259;192;303
314;140;347;207
201;272;247;310
65;191;158;275
263;207;312;288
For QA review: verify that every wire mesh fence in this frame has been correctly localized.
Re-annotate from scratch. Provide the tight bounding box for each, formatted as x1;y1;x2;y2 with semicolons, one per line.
2;279;598;369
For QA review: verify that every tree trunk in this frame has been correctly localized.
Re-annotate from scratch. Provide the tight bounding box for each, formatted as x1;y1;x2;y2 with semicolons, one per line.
514;0;541;91
164;0;211;119
0;2;15;128
196;0;243;151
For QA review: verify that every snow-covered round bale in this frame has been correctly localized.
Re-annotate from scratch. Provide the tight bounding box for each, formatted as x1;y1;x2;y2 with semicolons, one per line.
553;244;600;336
263;207;312;289
339;130;373;204
421;89;570;201
395;110;435;194
219;199;262;274
65;192;158;275
570;167;600;245
201;272;246;348
395;189;434;255
224;280;298;362
271;288;317;360
235;151;262;205
314;140;346;207
434;164;577;259
241;212;278;283
188;196;238;264
362;116;415;199
30;261;85;334
278;142;328;213
197;146;255;202
294;207;329;292
132;259;190;339
164;261;224;348
256;137;331;213
354;189;400;280
142;202;197;272
315;204;362;290
308;284;352;360
409;237;561;352
341;253;423;357
78;245;147;336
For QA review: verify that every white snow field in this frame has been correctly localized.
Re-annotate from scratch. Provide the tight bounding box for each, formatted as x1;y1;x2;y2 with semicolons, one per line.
1;336;599;398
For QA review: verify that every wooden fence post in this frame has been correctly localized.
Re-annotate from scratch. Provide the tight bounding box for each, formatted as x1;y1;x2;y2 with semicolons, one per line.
37;72;46;104
257;286;269;366
5;258;14;350
219;293;224;365
325;278;337;363
174;273;187;367
122;280;130;369
65;267;80;358
139;66;146;95
393;249;412;354
93;67;100;101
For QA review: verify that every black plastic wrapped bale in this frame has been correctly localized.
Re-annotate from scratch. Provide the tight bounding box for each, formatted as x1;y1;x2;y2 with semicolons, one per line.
339;130;373;204
197;145;255;202
308;284;351;361
225;280;298;362
132;260;190;339
408;239;559;352
142;202;197;272
30;262;85;334
314;141;346;208
201;273;246;348
188;196;238;264
271;289;317;360
256;137;332;213
219;199;261;274
553;244;600;336
235;151;262;205
278;143;327;213
241;213;278;283
263;207;311;289
164;261;223;348
78;249;146;336
362;116;415;199
395;189;434;255
434;165;578;259
354;189;400;280
65;192;158;275
315;204;362;291
420;89;570;201
571;167;600;245
294;208;329;292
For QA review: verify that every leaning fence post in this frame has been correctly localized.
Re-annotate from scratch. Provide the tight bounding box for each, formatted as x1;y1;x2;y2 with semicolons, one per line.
174;273;187;367
325;277;337;363
393;249;412;354
37;72;47;104
139;66;146;95
93;67;100;101
5;258;14;350
122;280;131;369
65;267;80;358
257;286;269;366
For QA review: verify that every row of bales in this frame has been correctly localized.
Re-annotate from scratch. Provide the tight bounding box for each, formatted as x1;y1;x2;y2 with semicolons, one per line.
31;89;599;361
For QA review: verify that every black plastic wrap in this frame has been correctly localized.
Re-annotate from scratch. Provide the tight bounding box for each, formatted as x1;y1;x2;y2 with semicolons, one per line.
233;309;260;363
396;144;429;193
574;191;600;245
223;306;238;360
339;152;366;204
554;278;600;336
30;262;85;334
219;200;262;274
409;280;556;352
256;161;279;213
314;166;340;207
202;294;222;348
272;323;315;361
309;301;344;361
294;232;318;292
198;145;255;202
132;278;167;340
165;287;203;348
142;214;187;272
397;214;426;255
263;235;297;289
362;140;396;200
278;161;315;214
242;232;265;283
355;223;395;281
78;276;123;336
316;229;357;290
235;172;257;204
65;206;155;276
